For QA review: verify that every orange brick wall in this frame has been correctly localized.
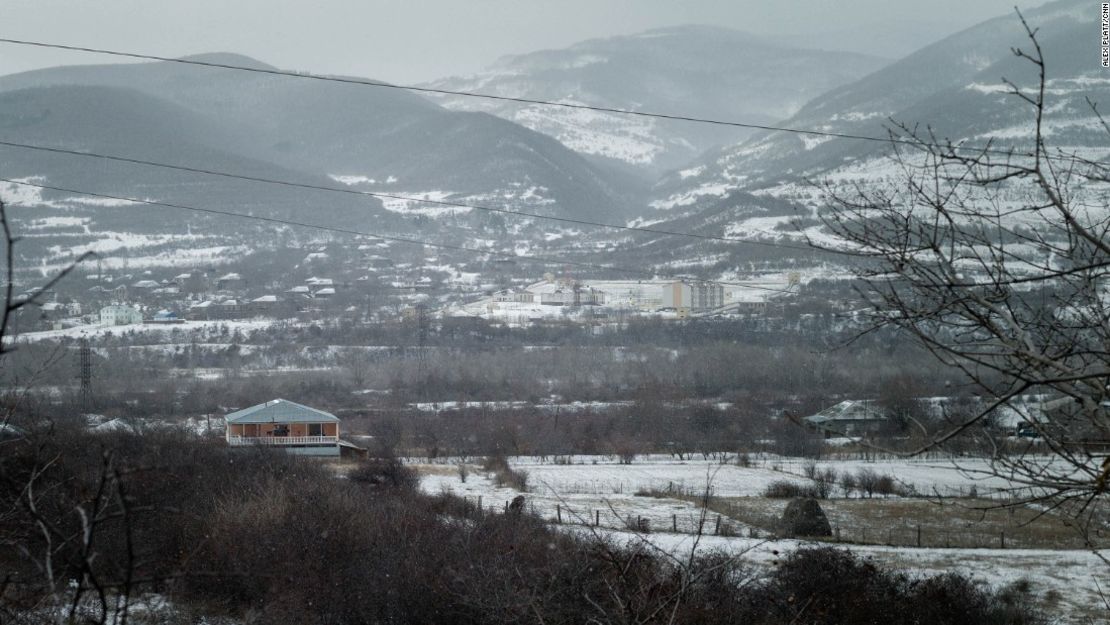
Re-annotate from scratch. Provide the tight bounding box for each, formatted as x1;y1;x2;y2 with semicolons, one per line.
228;422;339;436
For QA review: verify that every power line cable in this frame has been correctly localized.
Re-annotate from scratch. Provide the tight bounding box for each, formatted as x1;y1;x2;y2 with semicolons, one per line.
0;138;820;251
0;38;902;141
1;37;1092;164
0;177;796;294
1;41;1105;246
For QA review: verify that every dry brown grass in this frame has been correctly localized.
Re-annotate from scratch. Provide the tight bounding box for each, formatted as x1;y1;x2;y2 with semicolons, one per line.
409;463;469;477
663;494;1108;550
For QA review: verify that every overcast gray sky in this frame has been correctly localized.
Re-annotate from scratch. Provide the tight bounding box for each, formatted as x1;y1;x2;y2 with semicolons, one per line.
2;0;1048;83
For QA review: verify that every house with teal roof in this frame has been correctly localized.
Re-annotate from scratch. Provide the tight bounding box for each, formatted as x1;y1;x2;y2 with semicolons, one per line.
225;399;342;456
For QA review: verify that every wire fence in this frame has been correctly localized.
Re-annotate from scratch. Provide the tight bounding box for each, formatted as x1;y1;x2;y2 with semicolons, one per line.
451;490;1105;551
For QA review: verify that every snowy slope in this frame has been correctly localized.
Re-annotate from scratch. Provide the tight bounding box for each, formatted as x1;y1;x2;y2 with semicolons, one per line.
652;0;1094;208
423;25;887;173
635;0;1108;273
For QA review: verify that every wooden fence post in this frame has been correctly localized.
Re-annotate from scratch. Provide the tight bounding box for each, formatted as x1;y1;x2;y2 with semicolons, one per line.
1000;531;1005;549
556;504;562;524
714;515;722;536
672;514;677;533
595;509;600;527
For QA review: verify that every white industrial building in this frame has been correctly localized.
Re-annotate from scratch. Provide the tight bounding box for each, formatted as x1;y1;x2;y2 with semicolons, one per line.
99;304;142;326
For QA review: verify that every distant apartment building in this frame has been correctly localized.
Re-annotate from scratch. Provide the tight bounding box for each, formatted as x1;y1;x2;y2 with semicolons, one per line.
662;281;724;311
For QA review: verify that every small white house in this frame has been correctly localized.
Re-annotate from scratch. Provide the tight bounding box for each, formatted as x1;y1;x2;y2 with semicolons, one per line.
493;289;535;304
99;304;142;326
216;272;243;290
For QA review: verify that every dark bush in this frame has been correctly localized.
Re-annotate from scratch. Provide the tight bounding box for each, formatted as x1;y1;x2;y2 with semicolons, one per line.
482;454;529;491
349;456;419;491
762;479;818;498
0;428;1047;625
757;547;1047;625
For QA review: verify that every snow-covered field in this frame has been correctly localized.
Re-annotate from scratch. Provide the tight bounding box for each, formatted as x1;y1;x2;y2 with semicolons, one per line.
418;454;1107;622
8;318;281;343
582;527;1107;623
506;454;1019;497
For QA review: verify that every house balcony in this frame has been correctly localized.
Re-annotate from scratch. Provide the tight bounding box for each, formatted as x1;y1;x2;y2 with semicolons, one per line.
227;435;339;447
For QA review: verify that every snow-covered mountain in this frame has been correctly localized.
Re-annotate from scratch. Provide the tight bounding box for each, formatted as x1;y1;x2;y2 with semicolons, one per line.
650;0;1099;219
0;54;643;228
422;25;887;173
603;0;1110;283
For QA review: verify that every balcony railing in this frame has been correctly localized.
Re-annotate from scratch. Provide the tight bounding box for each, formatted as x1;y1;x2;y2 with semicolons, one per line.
228;435;339;446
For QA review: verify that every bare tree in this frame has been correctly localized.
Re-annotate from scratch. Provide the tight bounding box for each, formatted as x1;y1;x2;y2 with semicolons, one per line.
0;194;130;623
0;198;92;359
811;13;1110;533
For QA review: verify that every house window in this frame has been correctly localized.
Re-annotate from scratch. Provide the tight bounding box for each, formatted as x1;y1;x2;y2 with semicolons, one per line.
308;423;323;436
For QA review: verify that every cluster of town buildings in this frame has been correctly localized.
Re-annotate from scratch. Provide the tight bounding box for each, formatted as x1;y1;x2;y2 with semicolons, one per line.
23;236;795;333
26;240;451;332
485;276;782;319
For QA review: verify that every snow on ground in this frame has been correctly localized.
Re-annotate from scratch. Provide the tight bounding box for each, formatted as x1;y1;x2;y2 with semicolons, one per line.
770;456;1021;494
21;216;92;229
9;318;281;343
649;180;734;210
678;165;705;179
32;245;249;273
0;177;64;207
581;527;1106;623
377;191;466;217
63;196;142;207
420;454;1106;622
513;456;813;498
722;215;795;239
420;468;722;535
45;232;211;258
409;400;633;413
421;453;1070;517
329;174;398;185
512;102;664;165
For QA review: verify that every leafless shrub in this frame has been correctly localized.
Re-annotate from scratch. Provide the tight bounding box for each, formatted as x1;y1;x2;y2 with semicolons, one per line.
840;471;858;498
482;454;529;491
814;468;839;499
762;480;818;499
803;459;819;480
349;456;419;491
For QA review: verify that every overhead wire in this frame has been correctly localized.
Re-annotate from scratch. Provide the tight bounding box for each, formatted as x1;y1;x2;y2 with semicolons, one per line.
0;38;917;142
0;139;815;251
0;38;1105;254
0;177;798;294
2;37;1102;167
0;36;1100;297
